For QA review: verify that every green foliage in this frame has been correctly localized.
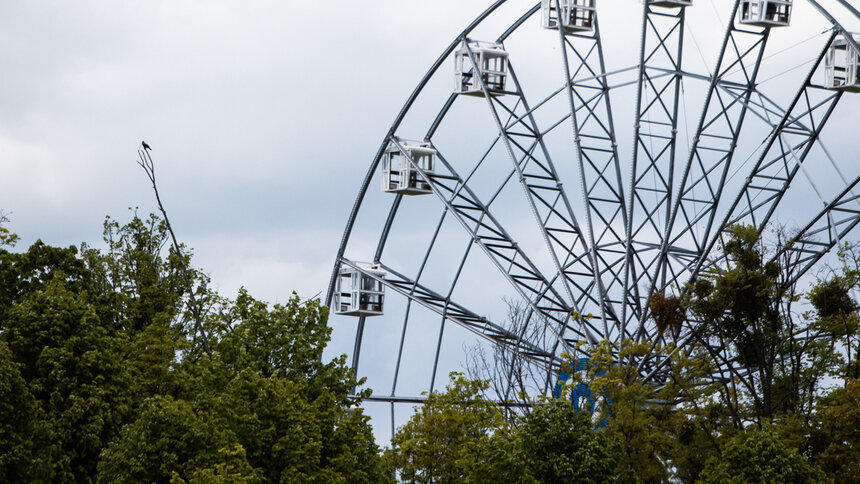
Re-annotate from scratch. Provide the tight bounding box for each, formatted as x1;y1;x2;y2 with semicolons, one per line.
815;380;860;483
684;224;830;428
93;214;188;333
0;212;18;248
0;213;386;482
0;241;91;324
97;396;245;483
697;425;825;484
567;340;726;483
809;276;856;319
671;404;735;483
97;288;387;483
0;339;51;482
564;341;672;481
7;212;860;483
384;373;504;483
3;276;133;481
688;225;784;372
0;215;189;481
177;445;264;484
391;364;623;482
217;369;385;483
213;288;340;385
474;399;620;484
808;245;860;380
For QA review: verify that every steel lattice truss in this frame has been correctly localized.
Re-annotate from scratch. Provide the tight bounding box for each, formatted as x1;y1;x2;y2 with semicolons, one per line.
326;0;860;424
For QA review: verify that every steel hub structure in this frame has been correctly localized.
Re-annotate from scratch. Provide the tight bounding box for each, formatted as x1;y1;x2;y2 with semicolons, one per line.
325;0;860;429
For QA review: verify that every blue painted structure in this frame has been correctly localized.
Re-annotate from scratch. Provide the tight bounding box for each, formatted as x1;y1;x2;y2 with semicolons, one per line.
553;358;608;429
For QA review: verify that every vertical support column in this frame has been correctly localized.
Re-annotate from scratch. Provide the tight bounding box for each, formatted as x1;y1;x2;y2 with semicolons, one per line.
622;2;687;334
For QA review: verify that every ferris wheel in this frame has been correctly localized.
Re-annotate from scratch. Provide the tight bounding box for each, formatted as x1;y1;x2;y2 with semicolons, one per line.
325;0;860;424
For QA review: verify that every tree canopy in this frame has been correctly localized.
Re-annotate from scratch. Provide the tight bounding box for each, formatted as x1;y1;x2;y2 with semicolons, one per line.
4;213;860;483
0;213;389;483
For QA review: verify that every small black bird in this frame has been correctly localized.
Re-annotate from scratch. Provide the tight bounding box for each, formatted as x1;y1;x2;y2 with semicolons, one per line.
141;141;152;151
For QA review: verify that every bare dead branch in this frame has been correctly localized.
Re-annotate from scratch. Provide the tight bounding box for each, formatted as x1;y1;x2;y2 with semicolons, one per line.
136;144;212;355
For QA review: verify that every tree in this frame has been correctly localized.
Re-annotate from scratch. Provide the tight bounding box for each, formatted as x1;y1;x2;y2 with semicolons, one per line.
0;214;189;481
0;211;18;248
178;445;263;484
212;368;385;483
200;290;388;483
677;225;860;481
1;213;389;482
2;275;133;481
466;300;557;417
670;403;735;484
584;341;688;482
96;396;253;483
0;339;51;482
684;224;844;434
808;243;860;381
384;373;506;483
814;379;860;483
0;241;92;326
565;339;726;483
687;225;790;424
98;289;390;483
697;425;825;484
473;399;621;484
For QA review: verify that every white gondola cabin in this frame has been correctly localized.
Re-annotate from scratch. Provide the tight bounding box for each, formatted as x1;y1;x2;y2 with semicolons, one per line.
455;41;509;96
825;34;860;92
381;140;436;195
334;265;385;317
541;0;596;34
648;0;691;8
738;0;791;27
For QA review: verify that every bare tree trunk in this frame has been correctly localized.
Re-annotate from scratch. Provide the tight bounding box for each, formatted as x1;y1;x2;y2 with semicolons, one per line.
136;145;212;355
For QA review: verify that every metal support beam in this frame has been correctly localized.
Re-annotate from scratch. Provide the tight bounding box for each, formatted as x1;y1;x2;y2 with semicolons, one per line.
462;40;610;336
647;2;771;339
622;1;687;334
555;3;629;344
340;258;564;367
390;137;600;347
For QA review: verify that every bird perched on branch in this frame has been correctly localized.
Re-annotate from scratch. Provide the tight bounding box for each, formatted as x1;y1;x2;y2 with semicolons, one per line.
141;141;152;151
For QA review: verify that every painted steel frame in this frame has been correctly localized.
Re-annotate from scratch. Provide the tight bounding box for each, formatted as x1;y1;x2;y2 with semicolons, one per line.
326;0;860;407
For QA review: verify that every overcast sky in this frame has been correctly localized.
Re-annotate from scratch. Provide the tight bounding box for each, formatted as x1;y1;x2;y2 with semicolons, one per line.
2;0;857;300
3;0;860;443
0;0;498;304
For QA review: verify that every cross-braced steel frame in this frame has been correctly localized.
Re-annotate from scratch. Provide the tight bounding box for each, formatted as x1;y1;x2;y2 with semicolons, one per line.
326;0;860;429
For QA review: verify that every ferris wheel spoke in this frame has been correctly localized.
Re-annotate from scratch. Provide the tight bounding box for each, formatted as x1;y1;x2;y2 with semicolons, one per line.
806;0;860;56
771;178;860;287
708;83;837;136
554;8;630;342
834;0;860;20
734;90;840;231
460;41;618;338
339;258;565;370
387;137;604;347
386;209;455;396
694;32;843;280
653;1;771;308
646;37;854;374
623;2;686;331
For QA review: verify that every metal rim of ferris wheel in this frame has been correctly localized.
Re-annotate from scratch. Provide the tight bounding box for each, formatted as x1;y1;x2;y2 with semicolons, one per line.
326;0;860;410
